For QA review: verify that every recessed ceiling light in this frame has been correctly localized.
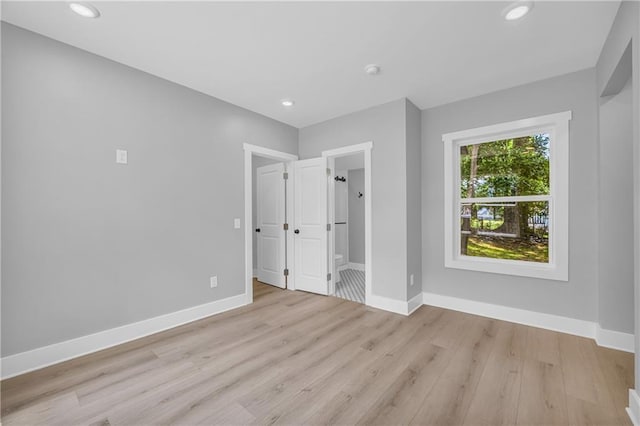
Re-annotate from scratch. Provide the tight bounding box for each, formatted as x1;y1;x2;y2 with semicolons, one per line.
281;99;295;107
364;64;381;76
503;1;533;21
69;2;101;18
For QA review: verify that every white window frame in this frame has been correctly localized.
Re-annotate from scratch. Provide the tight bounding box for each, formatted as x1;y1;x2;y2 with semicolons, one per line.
443;111;571;281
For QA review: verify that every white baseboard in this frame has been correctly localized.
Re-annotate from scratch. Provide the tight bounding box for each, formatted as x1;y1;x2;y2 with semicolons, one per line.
596;324;635;353
366;292;422;316
422;292;634;353
628;389;640;426
407;292;423;315
347;262;365;271
1;293;248;380
367;293;410;315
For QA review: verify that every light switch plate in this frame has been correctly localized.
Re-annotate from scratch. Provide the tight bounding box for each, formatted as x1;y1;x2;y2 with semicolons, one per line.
234;218;241;229
116;149;128;164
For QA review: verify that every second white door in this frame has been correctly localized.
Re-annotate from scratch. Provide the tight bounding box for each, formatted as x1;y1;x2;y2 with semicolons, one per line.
257;162;286;288
293;157;328;295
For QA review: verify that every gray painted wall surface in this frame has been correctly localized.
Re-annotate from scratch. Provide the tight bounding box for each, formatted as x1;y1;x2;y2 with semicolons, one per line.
348;169;365;264
422;69;599;322
299;99;408;301
636;0;640;393
636;0;640;394
598;78;634;334
596;0;639;387
405;100;422;300
596;2;639;97
1;24;298;356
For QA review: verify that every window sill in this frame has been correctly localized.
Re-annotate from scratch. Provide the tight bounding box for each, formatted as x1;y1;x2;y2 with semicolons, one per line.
445;256;568;281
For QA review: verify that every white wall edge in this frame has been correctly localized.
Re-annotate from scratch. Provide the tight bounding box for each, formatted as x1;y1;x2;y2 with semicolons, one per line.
252;268;258;278
347;262;365;271
1;293;248;380
628;389;640;426
596;324;636;353
407;292;423;315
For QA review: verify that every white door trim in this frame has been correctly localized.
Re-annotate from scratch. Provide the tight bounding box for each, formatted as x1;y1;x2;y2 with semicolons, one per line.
243;143;298;304
327;157;336;296
322;141;373;305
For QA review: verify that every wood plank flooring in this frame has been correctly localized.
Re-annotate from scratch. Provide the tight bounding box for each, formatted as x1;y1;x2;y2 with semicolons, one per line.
1;281;634;425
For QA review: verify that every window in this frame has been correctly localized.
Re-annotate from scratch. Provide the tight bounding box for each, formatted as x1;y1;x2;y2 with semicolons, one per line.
443;111;570;281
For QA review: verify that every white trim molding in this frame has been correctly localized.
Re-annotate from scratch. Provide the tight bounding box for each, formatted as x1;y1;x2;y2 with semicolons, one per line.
367;293;411;316
321;141;373;158
243;143;298;162
596;324;636;353
407;292;424;315
628;389;640;426
1;293;247;380
367;292;423;316
423;292;634;353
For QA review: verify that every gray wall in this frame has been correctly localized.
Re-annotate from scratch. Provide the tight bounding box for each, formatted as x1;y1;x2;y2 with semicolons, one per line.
636;0;640;394
598;77;634;333
299;99;408;301
596;2;639;97
422;69;599;322
1;24;298;356
405;100;422;300
596;0;639;388
252;156;281;273
348;169;365;264
636;0;640;396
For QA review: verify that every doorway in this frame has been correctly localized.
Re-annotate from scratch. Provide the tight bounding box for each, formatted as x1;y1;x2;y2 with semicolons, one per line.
243;144;297;304
244;142;372;305
328;152;366;304
254;158;286;288
323;142;373;306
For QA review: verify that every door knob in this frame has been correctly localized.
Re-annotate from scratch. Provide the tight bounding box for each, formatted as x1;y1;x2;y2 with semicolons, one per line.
294;229;300;234
255;228;261;232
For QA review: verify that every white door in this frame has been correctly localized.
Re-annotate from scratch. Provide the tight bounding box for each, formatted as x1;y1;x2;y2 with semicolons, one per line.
257;163;286;288
293;157;328;295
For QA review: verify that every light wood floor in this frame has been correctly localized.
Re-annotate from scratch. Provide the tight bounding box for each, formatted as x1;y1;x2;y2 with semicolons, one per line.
1;281;634;425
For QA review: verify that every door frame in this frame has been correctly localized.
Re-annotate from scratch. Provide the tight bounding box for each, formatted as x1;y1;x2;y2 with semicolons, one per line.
244;143;298;304
322;141;373;305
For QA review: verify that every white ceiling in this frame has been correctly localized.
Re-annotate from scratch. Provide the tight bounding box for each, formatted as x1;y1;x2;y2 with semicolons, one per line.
2;1;619;128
